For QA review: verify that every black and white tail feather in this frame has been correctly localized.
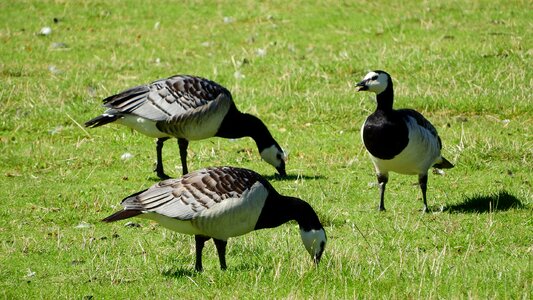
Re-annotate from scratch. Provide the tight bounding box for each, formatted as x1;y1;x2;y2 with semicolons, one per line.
84;113;119;128
85;75;287;179
355;70;453;212
102;166;326;272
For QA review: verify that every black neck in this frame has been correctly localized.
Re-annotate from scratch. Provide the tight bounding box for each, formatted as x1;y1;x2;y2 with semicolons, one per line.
376;88;394;111
255;193;323;232
216;109;277;152
376;86;394;112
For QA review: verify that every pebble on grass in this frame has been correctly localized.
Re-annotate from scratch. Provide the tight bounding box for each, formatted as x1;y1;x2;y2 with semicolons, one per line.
120;152;134;161
39;26;52;36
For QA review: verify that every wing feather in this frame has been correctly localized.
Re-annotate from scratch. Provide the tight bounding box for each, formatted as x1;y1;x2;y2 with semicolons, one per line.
399;109;442;148
101;75;232;121
117;167;264;220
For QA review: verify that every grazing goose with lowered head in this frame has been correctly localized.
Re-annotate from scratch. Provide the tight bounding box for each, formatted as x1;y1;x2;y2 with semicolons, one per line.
85;75;287;179
102;166;326;271
355;70;454;212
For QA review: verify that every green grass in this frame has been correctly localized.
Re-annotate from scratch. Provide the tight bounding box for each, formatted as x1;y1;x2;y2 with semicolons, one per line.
1;0;531;298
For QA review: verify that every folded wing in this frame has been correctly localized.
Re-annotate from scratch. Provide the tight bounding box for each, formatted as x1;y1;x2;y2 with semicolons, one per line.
102;75;232;121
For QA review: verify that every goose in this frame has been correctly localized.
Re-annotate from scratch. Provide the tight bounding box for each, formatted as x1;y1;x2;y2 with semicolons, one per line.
102;166;326;271
355;70;454;212
85;75;287;179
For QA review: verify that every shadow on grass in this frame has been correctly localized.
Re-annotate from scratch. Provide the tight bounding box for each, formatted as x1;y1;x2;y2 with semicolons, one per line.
161;262;262;278
161;267;197;278
443;191;524;213
262;173;326;181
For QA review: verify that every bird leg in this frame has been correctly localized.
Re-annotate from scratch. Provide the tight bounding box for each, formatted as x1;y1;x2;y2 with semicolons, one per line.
178;138;189;175
155;137;171;179
194;235;210;272
377;174;388;211
213;239;228;271
419;174;429;213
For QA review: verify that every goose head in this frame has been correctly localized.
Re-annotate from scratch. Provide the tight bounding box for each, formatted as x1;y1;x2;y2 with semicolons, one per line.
355;70;392;95
260;144;287;177
300;228;327;264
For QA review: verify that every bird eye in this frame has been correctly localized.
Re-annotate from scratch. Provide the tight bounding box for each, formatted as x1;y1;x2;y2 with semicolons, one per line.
371;75;378;80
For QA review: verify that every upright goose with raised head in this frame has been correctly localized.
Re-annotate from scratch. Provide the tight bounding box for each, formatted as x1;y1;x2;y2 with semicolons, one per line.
355;70;454;212
85;75;287;179
102;166;326;271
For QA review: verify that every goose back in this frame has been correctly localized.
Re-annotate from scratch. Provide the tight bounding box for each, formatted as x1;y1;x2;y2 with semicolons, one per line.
86;75;234;139
103;75;232;121
106;167;272;240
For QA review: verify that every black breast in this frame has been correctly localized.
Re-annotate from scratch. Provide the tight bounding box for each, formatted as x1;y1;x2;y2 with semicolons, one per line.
362;110;409;160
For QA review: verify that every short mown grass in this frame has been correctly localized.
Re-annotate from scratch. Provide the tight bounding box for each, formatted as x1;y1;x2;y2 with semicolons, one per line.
1;0;531;298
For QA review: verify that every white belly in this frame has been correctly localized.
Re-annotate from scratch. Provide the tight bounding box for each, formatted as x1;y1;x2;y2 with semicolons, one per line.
370;120;441;175
136;182;268;240
371;150;428;175
154;94;232;141
192;182;268;239
116;115;172;138
139;213;201;235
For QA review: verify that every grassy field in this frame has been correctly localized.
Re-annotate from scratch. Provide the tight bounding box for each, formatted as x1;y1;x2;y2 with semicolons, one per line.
1;0;531;298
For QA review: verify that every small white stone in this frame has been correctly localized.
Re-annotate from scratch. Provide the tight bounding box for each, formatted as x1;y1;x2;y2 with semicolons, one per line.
121;152;134;161
234;70;245;80
50;42;68;49
39;26;52;36
26;269;36;277
48;65;62;75
75;222;92;229
48;126;63;135
339;50;349;59
256;48;267;57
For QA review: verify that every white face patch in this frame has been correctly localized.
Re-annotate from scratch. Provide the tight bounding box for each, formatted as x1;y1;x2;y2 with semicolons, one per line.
300;228;327;262
361;71;389;95
260;145;286;168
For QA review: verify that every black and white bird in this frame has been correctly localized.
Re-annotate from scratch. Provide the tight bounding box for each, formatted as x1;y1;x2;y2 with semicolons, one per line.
85;75;287;179
355;70;454;212
102;166;326;271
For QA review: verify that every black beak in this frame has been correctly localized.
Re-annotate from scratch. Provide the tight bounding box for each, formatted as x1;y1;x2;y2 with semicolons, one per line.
355;80;368;91
276;160;286;177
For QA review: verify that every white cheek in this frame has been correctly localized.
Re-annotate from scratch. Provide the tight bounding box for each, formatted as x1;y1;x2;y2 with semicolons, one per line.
372;83;386;94
300;229;326;255
260;145;282;167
